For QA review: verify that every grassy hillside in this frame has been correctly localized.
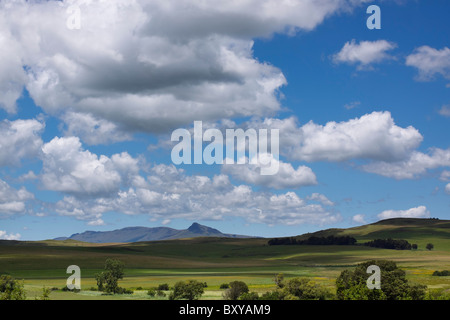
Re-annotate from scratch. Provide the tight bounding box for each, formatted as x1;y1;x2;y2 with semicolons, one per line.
297;218;450;250
0;218;449;299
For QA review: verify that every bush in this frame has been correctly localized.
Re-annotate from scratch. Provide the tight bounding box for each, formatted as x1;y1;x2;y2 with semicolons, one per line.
426;288;450;300
260;291;282;300
158;283;169;291
223;281;249;300
147;288;156;297
283;278;332;300
115;287;134;295
220;283;229;289
170;280;205;300
239;292;259;300
156;289;166;297
432;270;450;276
37;287;51;300
0;275;26;300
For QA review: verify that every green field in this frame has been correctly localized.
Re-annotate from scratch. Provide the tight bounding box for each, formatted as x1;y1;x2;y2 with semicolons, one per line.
0;218;449;300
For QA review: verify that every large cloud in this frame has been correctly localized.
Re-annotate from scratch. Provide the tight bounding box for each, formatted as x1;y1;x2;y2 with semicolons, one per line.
249;111;423;163
41;136;139;197
0;0;373;136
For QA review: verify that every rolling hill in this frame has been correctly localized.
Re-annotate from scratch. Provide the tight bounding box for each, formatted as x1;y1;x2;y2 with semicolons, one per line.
54;222;254;243
294;218;450;249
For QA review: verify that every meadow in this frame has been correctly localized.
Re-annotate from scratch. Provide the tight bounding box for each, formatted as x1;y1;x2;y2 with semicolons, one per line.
1;218;449;300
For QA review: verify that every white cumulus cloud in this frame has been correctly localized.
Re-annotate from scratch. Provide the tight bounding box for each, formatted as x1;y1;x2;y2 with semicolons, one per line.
222;155;317;189
362;148;450;179
352;214;366;224
377;206;430;220
406;46;450;81
0;179;34;217
287;111;422;162
333;39;397;70
0;230;21;241
41;136;139;197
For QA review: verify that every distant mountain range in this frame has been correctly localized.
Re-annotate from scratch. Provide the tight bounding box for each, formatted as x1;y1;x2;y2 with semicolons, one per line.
54;222;254;243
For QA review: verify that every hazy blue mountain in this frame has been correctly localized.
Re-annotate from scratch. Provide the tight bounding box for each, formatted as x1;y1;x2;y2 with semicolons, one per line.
54;222;254;243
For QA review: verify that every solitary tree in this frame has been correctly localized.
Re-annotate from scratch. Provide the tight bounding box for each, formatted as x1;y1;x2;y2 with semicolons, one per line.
95;259;125;294
426;243;434;251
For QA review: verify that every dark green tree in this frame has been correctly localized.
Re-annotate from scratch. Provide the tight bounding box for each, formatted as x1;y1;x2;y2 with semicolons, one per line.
223;281;249;300
95;259;125;294
336;260;426;300
0;275;26;300
426;243;434;251
170;280;204;300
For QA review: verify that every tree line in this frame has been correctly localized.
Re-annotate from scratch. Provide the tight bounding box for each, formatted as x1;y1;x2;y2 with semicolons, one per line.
268;235;357;246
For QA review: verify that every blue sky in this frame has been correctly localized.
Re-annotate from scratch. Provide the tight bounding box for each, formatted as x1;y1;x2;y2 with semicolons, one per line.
0;0;449;241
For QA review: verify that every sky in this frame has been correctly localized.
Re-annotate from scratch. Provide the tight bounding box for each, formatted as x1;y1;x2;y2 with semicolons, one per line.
0;0;449;241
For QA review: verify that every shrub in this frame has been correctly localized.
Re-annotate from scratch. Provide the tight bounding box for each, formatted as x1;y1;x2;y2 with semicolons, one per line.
0;275;26;300
147;288;156;297
426;288;450;300
115;287;134;295
432;270;450;276
170;280;205;300
156;289;166;297
220;283;229;289
239;292;259;300
223;281;249;300
37;287;51;300
158;283;169;291
284;278;332;300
